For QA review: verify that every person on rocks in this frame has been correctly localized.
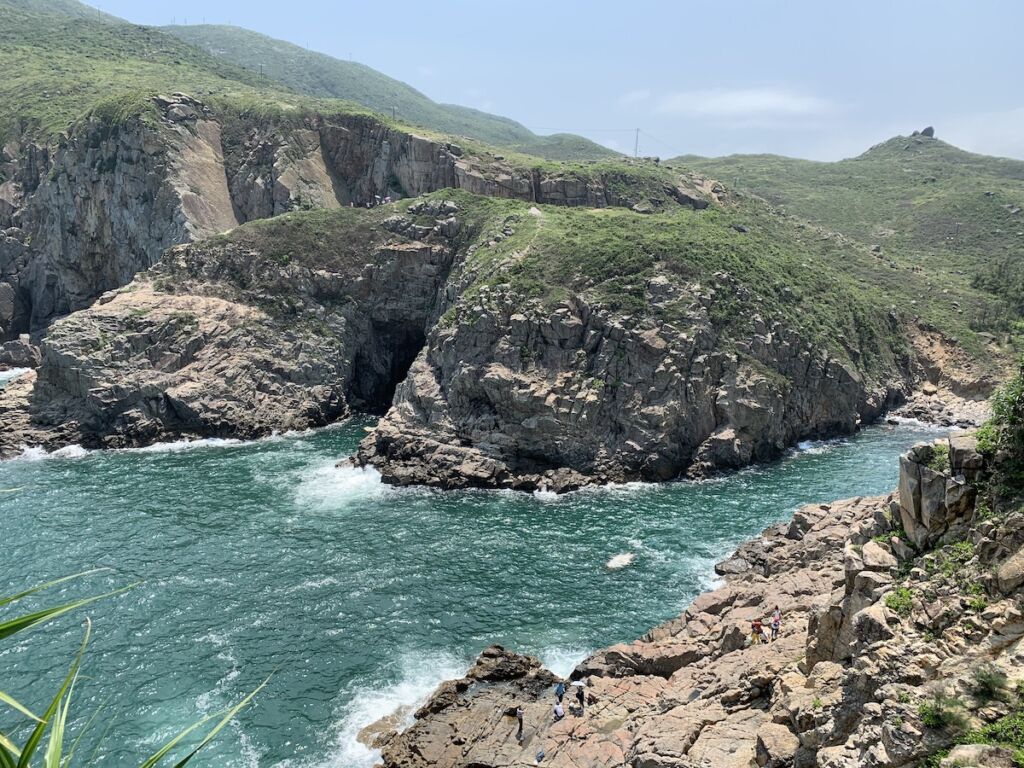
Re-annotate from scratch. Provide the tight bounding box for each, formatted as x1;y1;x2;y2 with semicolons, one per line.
750;617;767;645
554;681;566;703
770;605;782;641
516;704;525;740
552;700;565;721
575;683;585;711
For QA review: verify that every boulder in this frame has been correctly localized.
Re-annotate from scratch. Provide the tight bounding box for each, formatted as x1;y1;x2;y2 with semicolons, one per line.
755;723;800;767
941;744;1015;767
996;545;1024;594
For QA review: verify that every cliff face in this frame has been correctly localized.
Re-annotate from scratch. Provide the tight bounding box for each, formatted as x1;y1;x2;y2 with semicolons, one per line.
0;189;990;483
373;433;1024;768
0;202;461;453
0;95;704;342
356;292;904;491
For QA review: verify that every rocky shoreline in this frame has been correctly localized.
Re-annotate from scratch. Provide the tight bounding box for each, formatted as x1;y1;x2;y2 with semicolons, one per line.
368;432;1024;767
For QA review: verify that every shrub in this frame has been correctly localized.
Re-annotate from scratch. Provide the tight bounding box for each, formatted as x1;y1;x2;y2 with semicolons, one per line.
885;587;915;618
918;693;967;731
971;664;1009;702
927;443;950;474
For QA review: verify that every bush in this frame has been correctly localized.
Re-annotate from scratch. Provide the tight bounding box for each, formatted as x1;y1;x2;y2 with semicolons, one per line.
886;587;915;618
918;693;967;731
927;443;950;474
972;664;1009;702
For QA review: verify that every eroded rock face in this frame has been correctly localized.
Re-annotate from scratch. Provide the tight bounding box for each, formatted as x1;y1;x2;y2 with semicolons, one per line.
0;207;460;454
356;291;905;491
1;97;709;342
898;436;982;549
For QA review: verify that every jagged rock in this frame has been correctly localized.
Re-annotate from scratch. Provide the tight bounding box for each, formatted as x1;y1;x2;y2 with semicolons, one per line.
941;744;1015;767
899;439;977;548
755;723;799;767
0;337;40;368
921;126;936;138
996;545;1024;594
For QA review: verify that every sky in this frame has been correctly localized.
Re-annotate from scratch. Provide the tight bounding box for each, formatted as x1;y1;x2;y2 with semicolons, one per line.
85;0;1024;161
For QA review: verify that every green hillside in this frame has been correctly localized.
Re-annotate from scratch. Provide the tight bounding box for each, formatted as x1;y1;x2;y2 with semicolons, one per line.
0;0;297;138
161;24;619;161
676;135;1024;323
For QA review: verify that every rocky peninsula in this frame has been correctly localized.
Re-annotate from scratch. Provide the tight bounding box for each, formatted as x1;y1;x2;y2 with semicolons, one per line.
369;410;1024;767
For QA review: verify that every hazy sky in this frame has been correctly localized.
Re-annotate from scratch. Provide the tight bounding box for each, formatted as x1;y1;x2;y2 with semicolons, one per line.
87;0;1024;161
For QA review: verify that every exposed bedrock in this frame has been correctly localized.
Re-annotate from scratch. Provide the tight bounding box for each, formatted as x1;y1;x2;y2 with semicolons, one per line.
356;292;907;491
0;95;708;341
373;441;1024;768
0;206;461;454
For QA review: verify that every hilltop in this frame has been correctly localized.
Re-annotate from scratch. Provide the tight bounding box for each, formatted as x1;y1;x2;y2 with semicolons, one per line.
0;0;615;161
675;132;1024;320
162;24;617;161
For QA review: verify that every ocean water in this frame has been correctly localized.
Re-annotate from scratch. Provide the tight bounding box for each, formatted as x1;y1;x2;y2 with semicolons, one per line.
0;419;941;766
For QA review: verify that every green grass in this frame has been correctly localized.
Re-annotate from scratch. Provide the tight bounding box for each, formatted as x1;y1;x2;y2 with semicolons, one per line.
675;136;1024;340
885;587;915;617
161;24;618;161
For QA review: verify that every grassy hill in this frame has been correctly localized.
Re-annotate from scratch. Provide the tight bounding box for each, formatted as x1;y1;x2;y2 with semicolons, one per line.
161;24;619;161
676;135;1024;325
0;0;294;138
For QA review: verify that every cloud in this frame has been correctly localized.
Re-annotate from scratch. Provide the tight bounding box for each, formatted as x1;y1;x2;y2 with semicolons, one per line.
655;87;833;118
618;89;651;107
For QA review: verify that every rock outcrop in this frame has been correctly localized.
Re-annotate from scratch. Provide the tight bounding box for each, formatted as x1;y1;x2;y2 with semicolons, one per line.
0;95;708;341
355;291;905;491
373;439;1024;768
0;201;462;453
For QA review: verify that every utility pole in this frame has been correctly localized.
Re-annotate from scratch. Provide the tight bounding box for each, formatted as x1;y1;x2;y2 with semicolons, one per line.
391;106;396;121
634;128;640;158
259;63;264;80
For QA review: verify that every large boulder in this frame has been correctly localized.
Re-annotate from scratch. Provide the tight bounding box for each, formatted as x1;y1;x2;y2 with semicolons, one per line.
996;545;1024;595
941;744;1015;767
898;439;978;548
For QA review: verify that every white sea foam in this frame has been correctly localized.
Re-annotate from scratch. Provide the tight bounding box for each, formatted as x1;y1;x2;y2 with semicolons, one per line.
15;444;89;462
532;487;559;501
606;552;636;570
294;462;386;511
133;436;248;453
539;647;590;678
309;651;466;768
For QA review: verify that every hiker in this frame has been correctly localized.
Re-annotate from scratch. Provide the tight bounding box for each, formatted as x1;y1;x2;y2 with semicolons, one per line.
750;617;767;645
771;606;782;641
516;704;524;739
554;681;566;703
575;683;585;710
552;700;565;721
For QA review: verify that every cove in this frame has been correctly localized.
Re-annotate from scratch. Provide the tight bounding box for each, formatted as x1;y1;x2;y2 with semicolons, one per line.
1;419;941;767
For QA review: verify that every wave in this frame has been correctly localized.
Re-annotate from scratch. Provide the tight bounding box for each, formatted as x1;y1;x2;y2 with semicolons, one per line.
16;444;90;462
306;651;466;768
538;646;590;678
293;462;387;511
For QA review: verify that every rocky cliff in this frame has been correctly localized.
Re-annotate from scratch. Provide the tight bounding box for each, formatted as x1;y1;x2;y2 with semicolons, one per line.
0;188;999;481
0;93;705;341
371;425;1024;768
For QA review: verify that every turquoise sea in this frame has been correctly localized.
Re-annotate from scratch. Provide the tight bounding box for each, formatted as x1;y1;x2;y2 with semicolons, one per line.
0;371;940;766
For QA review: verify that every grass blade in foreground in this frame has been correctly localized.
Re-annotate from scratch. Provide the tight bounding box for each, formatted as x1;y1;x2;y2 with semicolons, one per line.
15;619;91;768
138;675;271;768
